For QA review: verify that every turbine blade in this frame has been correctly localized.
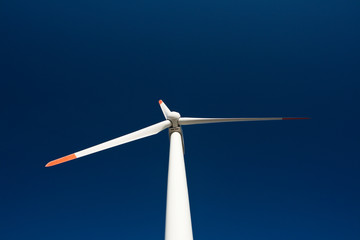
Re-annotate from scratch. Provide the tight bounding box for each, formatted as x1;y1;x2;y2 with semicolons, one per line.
178;117;309;125
159;100;171;119
46;120;172;167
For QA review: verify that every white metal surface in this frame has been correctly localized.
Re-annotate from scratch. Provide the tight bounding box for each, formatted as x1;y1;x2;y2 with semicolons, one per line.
75;120;171;158
159;100;172;119
165;131;193;240
46;99;308;239
179;117;283;125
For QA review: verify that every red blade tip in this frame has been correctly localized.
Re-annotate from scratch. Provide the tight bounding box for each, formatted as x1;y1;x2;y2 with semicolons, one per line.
159;100;163;104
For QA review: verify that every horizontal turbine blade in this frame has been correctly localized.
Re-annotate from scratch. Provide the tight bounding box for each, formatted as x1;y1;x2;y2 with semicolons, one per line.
46;120;172;167
178;117;309;125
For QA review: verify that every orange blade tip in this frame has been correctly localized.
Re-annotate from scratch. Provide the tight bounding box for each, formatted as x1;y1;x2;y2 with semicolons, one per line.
45;153;77;167
159;99;163;104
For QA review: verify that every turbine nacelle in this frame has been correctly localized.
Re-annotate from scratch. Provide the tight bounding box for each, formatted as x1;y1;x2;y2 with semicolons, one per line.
167;111;181;120
167;111;181;128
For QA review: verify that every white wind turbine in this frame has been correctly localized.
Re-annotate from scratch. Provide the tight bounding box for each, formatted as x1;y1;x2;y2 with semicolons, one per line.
46;100;308;240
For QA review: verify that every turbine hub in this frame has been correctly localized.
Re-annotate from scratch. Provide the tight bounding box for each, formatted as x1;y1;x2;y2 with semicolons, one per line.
167;111;181;120
167;111;181;127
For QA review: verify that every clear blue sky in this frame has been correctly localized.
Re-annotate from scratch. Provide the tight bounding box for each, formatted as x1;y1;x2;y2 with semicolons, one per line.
1;0;359;239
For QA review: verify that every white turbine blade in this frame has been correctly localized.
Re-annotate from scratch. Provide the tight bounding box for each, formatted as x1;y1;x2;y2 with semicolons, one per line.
159;100;171;119
178;117;309;125
46;120;172;167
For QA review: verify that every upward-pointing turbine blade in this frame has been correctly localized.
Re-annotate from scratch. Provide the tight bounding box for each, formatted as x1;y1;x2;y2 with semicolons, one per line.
46;120;172;167
178;117;309;125
159;100;171;119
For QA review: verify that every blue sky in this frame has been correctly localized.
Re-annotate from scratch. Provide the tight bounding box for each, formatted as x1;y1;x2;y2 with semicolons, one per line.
1;0;359;239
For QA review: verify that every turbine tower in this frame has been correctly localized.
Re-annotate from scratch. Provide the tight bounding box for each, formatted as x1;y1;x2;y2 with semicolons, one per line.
46;100;308;240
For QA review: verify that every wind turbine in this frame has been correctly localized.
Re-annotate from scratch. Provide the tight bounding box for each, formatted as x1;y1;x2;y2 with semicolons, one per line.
46;100;308;240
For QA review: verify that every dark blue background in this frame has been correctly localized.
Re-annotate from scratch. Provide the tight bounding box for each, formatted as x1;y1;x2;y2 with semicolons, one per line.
1;0;359;239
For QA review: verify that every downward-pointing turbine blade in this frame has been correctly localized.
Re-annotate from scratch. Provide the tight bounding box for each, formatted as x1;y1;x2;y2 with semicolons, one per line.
46;120;172;167
178;117;309;125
